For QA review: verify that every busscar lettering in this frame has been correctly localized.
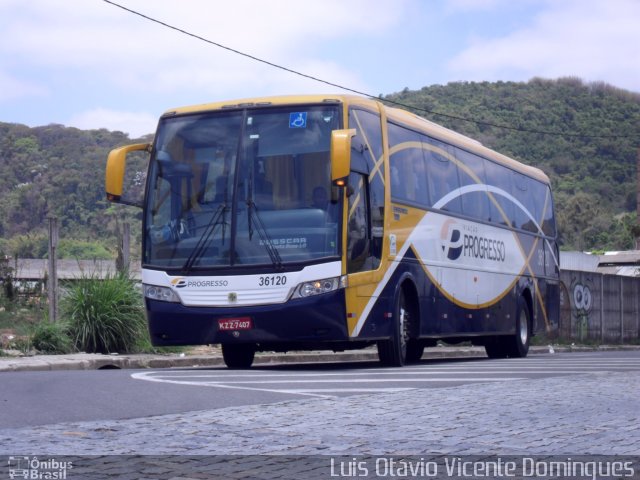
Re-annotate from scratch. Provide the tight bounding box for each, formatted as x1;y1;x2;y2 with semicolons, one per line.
259;237;307;249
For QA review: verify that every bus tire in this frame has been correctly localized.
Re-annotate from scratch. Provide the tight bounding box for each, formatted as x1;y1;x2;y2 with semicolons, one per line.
508;295;531;358
484;295;531;359
377;288;412;367
222;343;255;369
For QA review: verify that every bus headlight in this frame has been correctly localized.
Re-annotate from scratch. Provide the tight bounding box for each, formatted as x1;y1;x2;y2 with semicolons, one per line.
143;284;180;303
293;276;347;298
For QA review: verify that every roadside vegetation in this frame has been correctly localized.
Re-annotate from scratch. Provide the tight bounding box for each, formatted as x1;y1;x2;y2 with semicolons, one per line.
62;272;146;354
0;265;178;355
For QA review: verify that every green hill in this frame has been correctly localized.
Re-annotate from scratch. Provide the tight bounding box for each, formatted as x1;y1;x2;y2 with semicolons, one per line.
383;78;640;250
0;123;148;259
0;77;639;258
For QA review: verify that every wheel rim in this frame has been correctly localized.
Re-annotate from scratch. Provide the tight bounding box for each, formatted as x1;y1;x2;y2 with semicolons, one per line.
399;293;410;357
518;309;529;346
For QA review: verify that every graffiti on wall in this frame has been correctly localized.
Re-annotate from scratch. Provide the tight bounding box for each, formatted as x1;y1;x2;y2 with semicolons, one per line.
570;276;595;340
560;274;596;341
573;282;593;313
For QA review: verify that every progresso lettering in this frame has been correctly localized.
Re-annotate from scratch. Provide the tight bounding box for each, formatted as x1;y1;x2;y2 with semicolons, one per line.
463;234;506;262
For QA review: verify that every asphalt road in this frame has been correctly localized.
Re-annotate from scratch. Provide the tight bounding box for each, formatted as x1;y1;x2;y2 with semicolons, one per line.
2;350;640;430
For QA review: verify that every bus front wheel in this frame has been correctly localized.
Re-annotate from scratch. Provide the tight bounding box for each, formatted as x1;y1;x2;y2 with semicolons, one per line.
222;343;256;369
378;289;412;367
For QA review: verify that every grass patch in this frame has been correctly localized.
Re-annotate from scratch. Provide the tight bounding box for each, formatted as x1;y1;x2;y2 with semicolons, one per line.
0;300;45;336
31;321;74;354
62;272;146;354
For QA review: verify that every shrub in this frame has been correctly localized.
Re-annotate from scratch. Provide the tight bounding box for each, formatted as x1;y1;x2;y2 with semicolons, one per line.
57;240;113;260
31;321;73;354
62;272;146;354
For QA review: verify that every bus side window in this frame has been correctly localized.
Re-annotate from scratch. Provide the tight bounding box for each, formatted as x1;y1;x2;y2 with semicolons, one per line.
347;172;371;274
484;159;515;227
541;186;556;237
388;123;428;206
513;172;539;233
455;148;490;222
527;178;551;235
424;140;462;214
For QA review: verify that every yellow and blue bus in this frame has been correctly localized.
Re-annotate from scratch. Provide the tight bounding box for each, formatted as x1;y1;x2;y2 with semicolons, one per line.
106;94;559;368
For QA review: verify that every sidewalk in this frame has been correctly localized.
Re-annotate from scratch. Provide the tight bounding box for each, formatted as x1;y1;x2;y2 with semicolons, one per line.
2;344;638;372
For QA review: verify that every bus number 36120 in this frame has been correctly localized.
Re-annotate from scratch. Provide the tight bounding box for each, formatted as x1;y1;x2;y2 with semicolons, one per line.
258;275;287;287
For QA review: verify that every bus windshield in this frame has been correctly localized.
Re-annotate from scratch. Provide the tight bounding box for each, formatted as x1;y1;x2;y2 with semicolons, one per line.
144;105;342;270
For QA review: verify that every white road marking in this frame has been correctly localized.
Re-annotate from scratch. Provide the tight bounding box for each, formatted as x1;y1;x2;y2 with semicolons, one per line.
152;368;608;379
131;371;332;398
131;354;640;397
132;371;525;397
158;377;525;384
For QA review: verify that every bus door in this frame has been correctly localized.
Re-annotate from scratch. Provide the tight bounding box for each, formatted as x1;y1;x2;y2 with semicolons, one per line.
345;108;385;337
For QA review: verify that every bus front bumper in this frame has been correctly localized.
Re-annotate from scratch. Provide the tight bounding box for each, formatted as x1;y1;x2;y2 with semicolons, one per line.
146;289;348;347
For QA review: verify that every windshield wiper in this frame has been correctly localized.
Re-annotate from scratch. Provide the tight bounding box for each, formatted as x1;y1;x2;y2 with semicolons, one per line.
182;202;228;272
246;169;283;270
246;199;283;271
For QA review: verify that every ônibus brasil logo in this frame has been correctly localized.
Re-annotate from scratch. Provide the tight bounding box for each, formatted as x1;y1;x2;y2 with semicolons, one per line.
439;219;506;263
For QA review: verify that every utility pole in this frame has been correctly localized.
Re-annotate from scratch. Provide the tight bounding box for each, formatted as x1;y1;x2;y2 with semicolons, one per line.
47;216;59;322
636;147;640;250
116;222;130;274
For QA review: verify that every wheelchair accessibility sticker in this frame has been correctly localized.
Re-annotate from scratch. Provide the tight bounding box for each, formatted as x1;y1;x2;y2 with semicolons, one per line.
289;112;307;128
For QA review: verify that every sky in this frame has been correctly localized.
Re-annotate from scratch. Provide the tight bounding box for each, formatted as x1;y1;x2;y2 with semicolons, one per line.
1;0;639;138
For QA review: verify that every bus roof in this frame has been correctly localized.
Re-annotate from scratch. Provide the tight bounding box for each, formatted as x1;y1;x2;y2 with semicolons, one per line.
163;94;551;185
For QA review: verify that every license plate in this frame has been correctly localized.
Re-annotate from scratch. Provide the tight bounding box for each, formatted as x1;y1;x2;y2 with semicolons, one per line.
218;317;253;331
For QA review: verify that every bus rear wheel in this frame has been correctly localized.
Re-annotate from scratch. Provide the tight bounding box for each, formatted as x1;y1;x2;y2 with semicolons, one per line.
378;289;412;367
485;295;531;359
509;296;531;358
222;343;255;369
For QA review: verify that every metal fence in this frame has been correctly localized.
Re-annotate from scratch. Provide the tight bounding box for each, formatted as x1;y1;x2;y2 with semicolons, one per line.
560;270;640;343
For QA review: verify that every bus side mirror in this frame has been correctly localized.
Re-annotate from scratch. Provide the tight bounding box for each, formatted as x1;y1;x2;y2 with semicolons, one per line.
105;143;151;207
330;129;356;186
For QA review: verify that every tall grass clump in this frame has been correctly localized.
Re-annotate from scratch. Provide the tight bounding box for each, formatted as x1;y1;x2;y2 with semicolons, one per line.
31;321;73;354
62;272;146;354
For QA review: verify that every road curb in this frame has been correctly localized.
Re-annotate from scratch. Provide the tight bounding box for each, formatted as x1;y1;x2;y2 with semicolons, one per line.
1;344;639;372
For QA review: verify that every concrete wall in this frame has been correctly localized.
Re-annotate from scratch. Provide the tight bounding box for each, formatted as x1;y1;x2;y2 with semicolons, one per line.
560;270;640;343
9;258;141;281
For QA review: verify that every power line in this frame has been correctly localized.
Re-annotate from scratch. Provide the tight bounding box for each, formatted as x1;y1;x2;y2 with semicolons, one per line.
102;0;638;140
